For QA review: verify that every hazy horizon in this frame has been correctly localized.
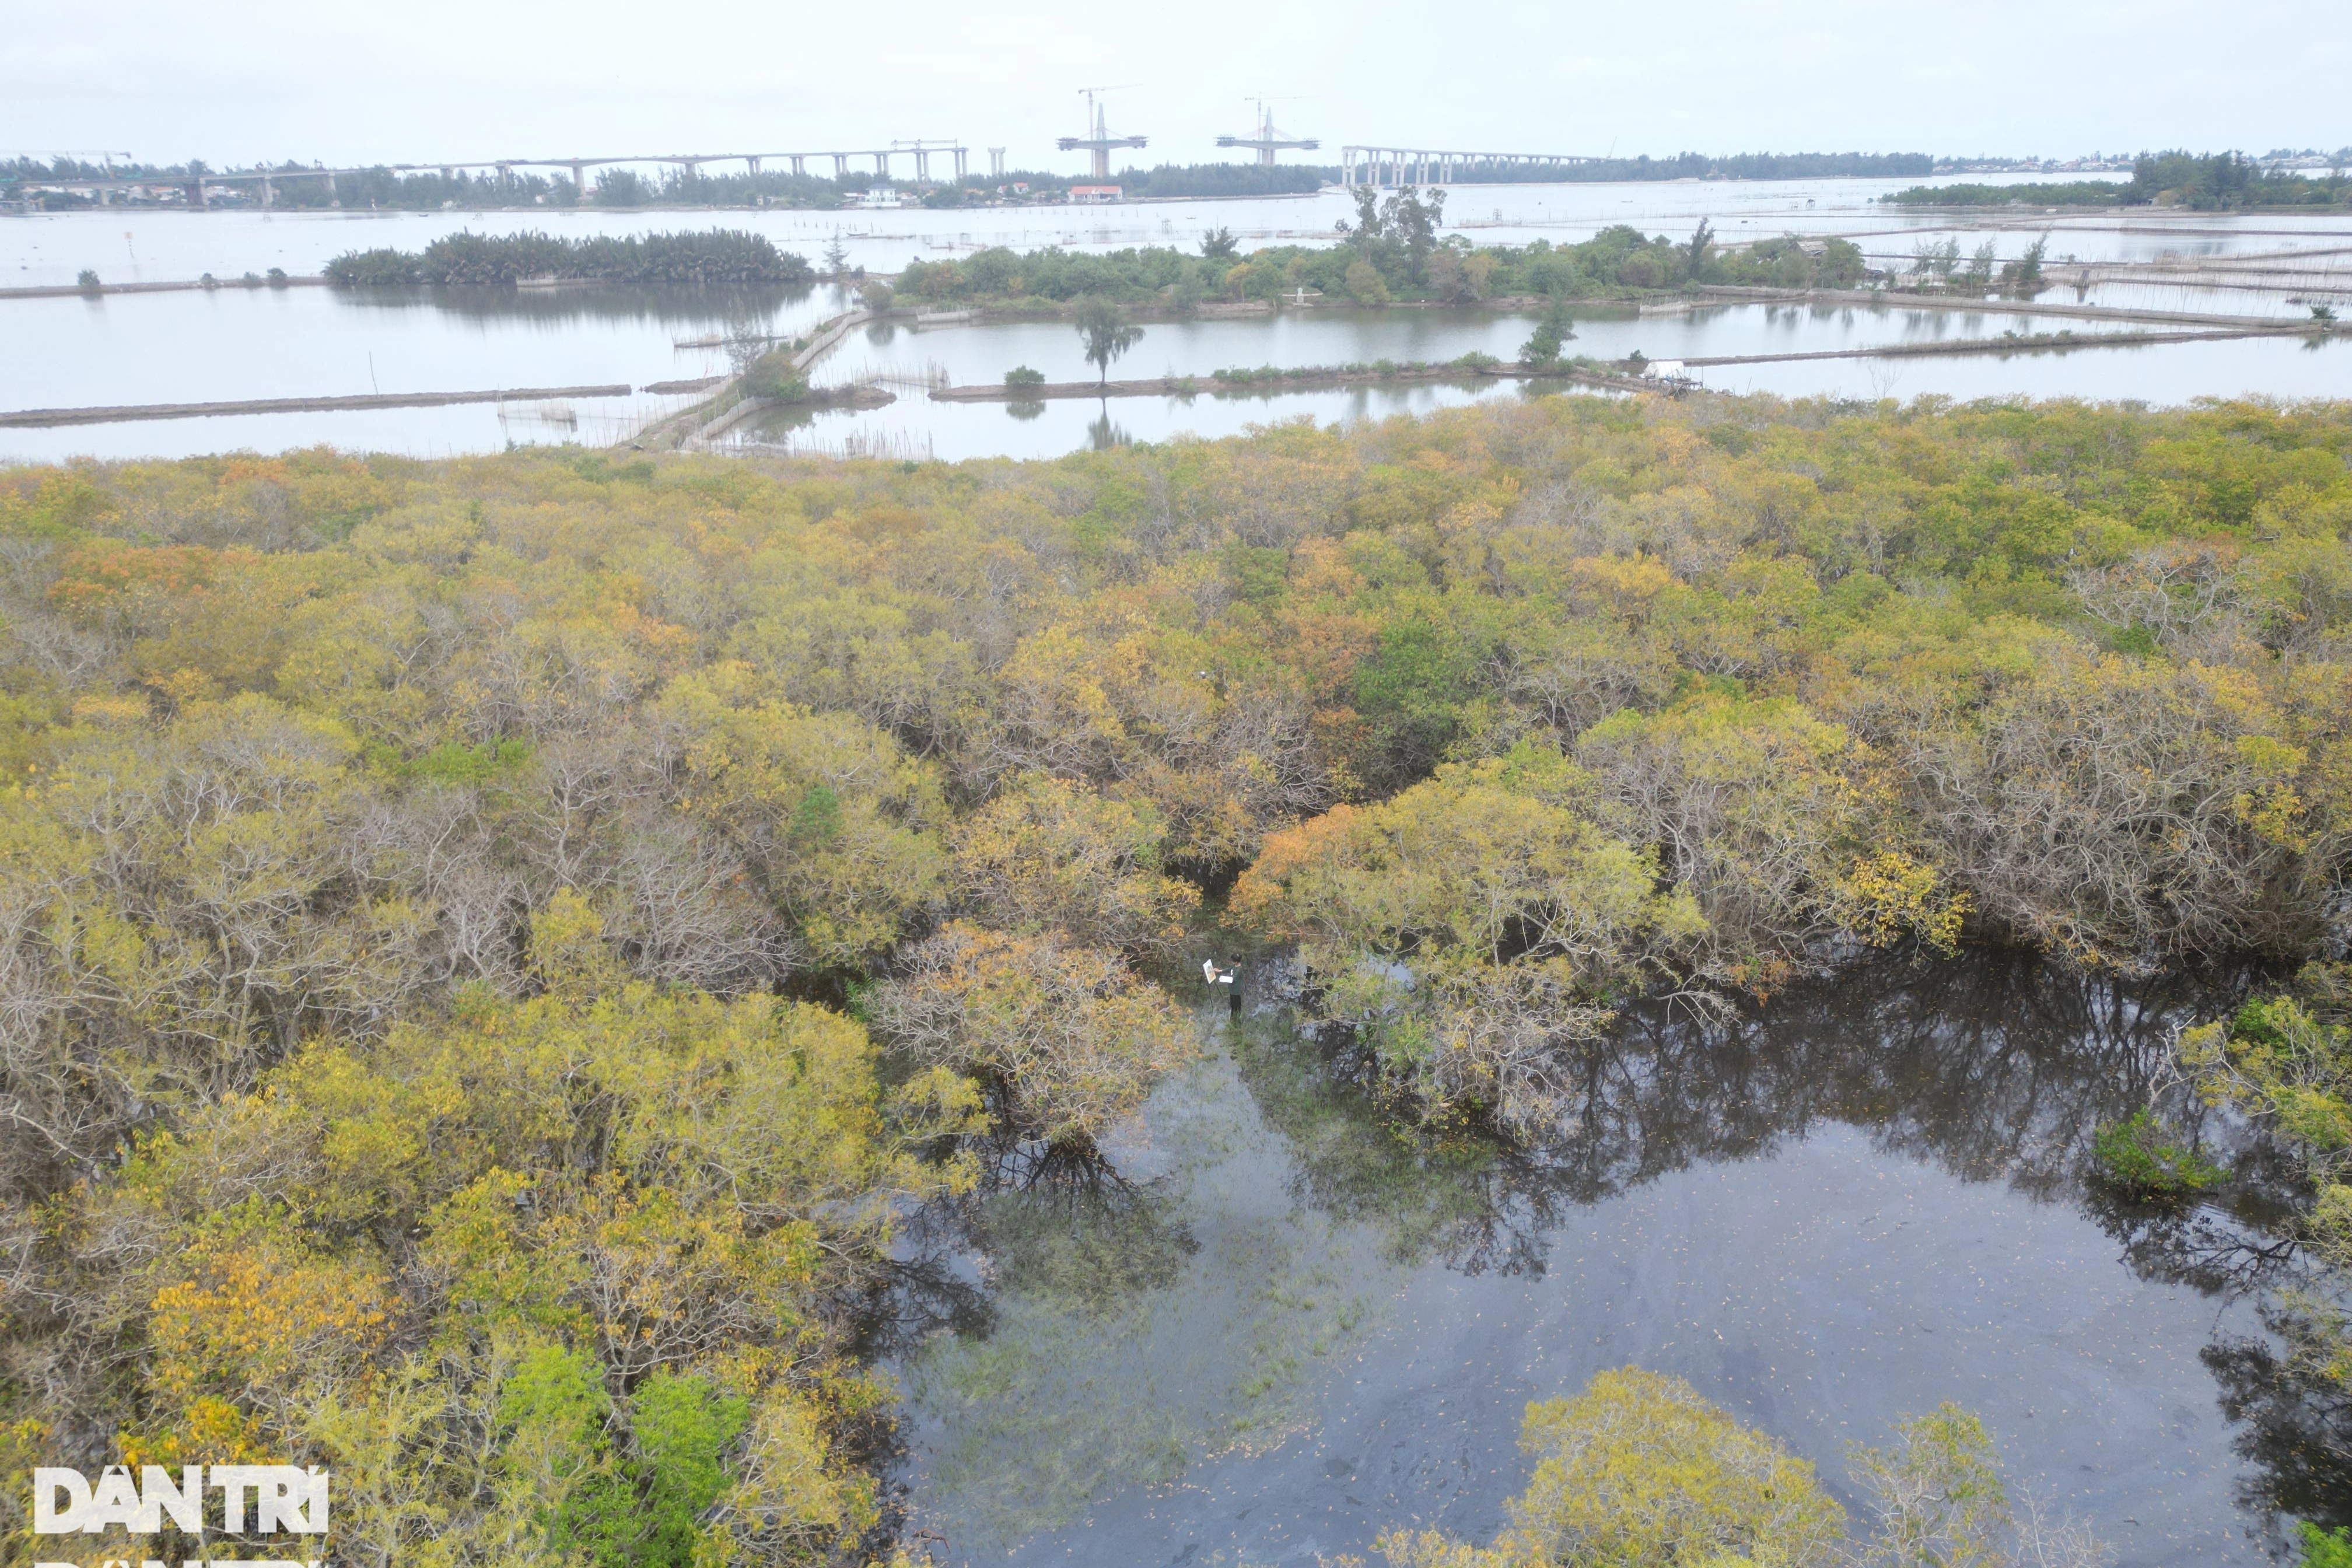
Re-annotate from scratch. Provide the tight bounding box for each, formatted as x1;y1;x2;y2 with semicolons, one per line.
6;0;2345;180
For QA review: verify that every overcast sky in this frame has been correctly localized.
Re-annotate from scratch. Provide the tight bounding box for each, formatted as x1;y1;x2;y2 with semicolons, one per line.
6;0;2346;174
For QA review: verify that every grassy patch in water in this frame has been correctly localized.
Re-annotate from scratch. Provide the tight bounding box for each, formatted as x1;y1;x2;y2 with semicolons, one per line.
2092;1109;2227;1198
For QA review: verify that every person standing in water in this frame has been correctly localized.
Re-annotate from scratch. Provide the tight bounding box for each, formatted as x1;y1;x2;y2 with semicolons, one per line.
1203;958;1241;1016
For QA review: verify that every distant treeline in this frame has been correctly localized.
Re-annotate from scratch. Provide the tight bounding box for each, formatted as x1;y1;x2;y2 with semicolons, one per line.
2;155;200;181
895;212;1867;310
256;166;833;212
1426;150;1935;184
1887;179;2130;208
8;149;1959;211
1888;150;2350;210
323;230;813;286
1112;163;1327;198
134;162;1325;212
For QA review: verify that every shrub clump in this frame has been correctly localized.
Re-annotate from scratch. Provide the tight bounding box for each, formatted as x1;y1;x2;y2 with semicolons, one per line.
2091;1109;2225;1198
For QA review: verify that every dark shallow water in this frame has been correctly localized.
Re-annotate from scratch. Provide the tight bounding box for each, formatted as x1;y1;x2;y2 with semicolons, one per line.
881;954;2344;1567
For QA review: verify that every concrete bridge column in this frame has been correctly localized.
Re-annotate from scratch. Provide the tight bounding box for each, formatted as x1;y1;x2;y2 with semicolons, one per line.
187;179;206;209
747;156;762;174
989;148;1006;177
832;154;846;177
954;148;968;179
569;162;587;194
259;174;274;209
874;152;890;177
790;155;806;176
914;149;930;180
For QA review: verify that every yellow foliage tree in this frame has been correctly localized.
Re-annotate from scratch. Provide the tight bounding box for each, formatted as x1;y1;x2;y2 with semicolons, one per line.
872;921;1198;1150
79;892;981;1567
1378;1367;1846;1568
949;771;1200;957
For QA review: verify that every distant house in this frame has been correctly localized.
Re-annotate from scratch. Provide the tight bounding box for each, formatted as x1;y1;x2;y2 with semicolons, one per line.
1069;185;1123;204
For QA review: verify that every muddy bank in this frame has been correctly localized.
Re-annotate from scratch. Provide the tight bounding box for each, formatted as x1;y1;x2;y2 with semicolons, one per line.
930;364;1654;402
0;382;634;428
0;276;329;301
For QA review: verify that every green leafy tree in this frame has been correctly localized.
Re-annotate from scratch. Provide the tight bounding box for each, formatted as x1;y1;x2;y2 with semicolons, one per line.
1074;297;1143;387
2304;1522;2352;1567
1344;257;1392;306
1520;300;1576;365
1684;217;1716;279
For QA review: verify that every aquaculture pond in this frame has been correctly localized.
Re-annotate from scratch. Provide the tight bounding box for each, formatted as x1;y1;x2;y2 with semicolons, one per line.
879;953;2340;1568
6;181;2350;463
724;302;2349;463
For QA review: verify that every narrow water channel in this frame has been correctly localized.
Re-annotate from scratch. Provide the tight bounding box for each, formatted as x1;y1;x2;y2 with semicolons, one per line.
880;952;2339;1568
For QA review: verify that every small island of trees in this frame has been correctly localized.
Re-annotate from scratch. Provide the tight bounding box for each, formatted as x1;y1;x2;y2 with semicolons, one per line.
323;229;813;288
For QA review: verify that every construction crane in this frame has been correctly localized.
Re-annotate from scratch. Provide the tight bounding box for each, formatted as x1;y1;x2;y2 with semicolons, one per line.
1216;99;1318;167
1057;86;1147;181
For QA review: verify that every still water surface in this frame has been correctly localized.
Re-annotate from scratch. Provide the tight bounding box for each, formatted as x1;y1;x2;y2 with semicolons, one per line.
5;176;2347;464
6;284;2344;466
726;303;2348;461
884;954;2333;1568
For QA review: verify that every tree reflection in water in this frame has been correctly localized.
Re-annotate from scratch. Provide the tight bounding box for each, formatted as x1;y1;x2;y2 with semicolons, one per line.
1236;951;2265;1275
1233;949;2351;1533
888;949;2352;1545
2206;1301;2352;1528
1086;407;1130;450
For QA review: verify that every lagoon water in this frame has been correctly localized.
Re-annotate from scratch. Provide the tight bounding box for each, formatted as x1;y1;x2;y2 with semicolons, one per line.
884;954;2329;1568
3;174;2348;463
